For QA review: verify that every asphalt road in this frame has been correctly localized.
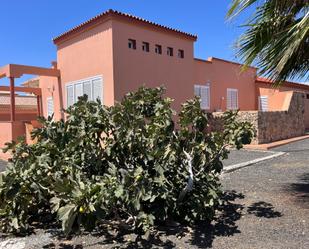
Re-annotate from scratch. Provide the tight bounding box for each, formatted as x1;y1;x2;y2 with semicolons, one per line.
223;149;271;167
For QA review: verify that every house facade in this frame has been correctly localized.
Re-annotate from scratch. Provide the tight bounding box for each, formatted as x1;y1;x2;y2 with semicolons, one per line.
40;9;258;121
0;9;308;154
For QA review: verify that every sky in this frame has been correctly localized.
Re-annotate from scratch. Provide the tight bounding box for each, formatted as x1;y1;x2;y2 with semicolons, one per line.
0;0;255;85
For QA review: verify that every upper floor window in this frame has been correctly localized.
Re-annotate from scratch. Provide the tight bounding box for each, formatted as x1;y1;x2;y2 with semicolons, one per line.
167;47;174;57
227;88;238;110
155;44;162;54
194;84;210;110
128;39;136;49
142;42;150;52
178;49;184;58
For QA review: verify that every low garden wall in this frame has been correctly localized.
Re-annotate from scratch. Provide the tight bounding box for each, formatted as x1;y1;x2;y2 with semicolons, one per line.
212;92;306;144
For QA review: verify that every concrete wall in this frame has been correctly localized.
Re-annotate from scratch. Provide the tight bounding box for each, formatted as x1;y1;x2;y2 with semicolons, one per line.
194;58;257;111
112;19;195;112
257;81;309;129
39;76;63;120
0;110;37;121
240;92;305;144
212;92;306;144
0;121;25;147
55;20;115;108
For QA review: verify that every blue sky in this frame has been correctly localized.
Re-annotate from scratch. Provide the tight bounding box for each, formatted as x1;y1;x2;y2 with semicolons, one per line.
1;0;253;85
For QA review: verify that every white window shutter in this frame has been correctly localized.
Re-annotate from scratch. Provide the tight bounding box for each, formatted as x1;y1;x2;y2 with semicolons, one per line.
233;90;238;109
67;85;74;107
75;83;83;102
92;78;103;102
200;86;210;109
194;85;200;97
66;76;103;106
227;89;232;109
47;97;54;117
227;88;238;110
259;96;268;111
83;81;92;101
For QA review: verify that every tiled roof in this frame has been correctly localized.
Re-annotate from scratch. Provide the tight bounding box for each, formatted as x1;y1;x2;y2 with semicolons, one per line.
256;77;309;91
53;9;197;44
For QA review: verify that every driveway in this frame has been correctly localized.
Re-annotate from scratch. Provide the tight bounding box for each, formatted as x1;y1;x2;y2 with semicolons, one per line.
223;148;273;167
0;139;308;248
217;138;309;249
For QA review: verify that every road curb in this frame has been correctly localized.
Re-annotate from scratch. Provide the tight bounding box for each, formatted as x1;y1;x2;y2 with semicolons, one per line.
223;151;285;174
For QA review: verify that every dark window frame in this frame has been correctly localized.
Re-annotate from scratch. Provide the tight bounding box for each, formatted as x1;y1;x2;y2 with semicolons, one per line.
128;39;136;50
178;49;184;58
167;47;174;57
155;44;162;54
142;41;150;52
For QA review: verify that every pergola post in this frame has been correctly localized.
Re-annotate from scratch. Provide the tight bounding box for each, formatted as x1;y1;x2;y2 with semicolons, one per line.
37;95;41;116
9;77;15;122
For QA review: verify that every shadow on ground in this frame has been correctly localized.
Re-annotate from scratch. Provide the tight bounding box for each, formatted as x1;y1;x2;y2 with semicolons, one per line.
247;201;282;218
286;173;309;208
42;190;246;249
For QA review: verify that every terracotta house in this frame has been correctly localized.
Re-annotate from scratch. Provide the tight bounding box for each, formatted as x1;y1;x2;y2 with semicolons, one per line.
0;9;308;153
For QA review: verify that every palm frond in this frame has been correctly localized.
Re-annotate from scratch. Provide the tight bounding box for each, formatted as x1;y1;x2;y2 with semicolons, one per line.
227;0;309;83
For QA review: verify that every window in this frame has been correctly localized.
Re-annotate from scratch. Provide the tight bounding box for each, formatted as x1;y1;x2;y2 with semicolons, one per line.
227;88;238;110
47;97;54;118
167;47;173;56
194;84;210;110
155;44;162;54
128;39;136;49
306;94;309;99
66;76;103;107
178;49;184;58
259;96;268;112
142;42;150;52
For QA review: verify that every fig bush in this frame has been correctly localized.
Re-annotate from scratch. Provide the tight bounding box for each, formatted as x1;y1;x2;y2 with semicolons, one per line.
0;87;253;235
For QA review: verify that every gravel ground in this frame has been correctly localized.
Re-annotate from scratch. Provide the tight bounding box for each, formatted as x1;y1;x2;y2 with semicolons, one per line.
0;139;308;248
223;149;271;167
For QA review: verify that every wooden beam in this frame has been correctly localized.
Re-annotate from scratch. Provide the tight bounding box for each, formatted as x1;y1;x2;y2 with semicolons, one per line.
37;95;41;117
0;86;42;95
0;65;9;79
8;64;60;78
9;77;15;122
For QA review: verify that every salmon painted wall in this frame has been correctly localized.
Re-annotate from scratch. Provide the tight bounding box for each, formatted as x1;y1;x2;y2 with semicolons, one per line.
257;82;309;128
257;83;292;110
39;76;63;120
0;110;37;121
0;121;25;147
55;20;115;108
194;58;257;111
111;19;195;112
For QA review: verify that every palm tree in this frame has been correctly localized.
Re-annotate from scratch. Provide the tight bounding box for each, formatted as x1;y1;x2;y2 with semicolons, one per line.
227;0;309;84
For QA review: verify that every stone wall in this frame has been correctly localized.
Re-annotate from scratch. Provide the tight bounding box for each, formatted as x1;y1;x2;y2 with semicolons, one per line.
211;92;306;144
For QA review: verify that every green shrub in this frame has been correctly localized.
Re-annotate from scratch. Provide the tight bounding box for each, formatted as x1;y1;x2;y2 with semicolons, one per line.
0;87;253;235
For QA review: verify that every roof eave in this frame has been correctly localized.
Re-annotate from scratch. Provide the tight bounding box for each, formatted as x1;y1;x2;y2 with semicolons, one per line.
53;9;197;45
